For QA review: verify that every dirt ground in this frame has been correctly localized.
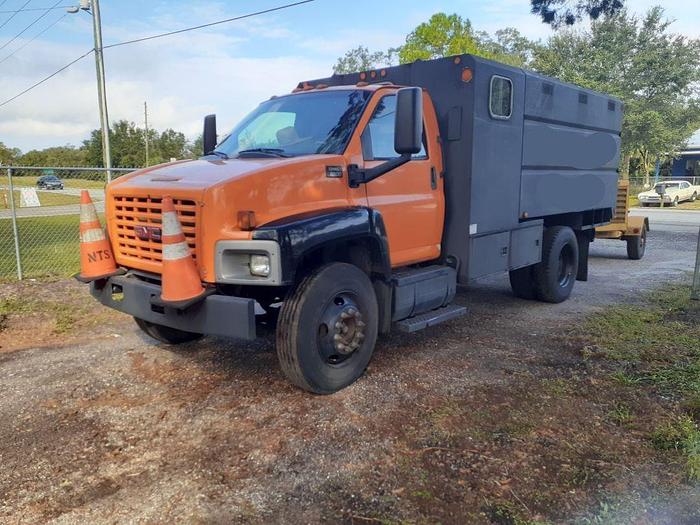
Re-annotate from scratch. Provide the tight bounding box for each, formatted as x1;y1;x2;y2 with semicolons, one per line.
1;229;698;524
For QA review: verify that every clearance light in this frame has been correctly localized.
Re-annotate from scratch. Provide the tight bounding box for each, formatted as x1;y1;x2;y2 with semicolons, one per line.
462;68;473;83
237;210;257;230
250;255;271;277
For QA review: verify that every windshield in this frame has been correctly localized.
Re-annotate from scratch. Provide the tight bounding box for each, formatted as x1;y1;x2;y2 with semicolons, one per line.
214;90;371;158
655;182;680;189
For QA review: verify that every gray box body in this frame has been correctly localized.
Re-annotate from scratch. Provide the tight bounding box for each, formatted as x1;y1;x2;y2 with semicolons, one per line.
308;55;622;283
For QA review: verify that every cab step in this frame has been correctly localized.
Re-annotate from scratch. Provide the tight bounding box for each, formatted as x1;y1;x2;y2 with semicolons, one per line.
395;304;467;333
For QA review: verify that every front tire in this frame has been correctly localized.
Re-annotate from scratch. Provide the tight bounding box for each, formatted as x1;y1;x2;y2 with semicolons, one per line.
626;229;646;260
691;192;697;202
276;262;379;394
672;197;679;207
134;318;203;344
533;226;579;304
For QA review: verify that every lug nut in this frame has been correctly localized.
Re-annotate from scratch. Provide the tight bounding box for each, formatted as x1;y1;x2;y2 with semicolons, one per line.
333;334;342;342
335;321;343;330
347;307;357;316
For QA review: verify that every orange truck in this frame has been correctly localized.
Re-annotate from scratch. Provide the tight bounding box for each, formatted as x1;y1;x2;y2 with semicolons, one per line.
85;55;623;393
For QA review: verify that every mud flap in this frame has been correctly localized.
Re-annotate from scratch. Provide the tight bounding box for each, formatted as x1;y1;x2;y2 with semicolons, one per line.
576;229;594;282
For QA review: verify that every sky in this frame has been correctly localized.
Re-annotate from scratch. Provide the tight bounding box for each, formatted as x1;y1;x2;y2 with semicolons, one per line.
0;0;698;152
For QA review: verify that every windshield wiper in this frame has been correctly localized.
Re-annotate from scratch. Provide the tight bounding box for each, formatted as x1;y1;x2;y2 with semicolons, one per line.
236;148;291;158
208;150;229;159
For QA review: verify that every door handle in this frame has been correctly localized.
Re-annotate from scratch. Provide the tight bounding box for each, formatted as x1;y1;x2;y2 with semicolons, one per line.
430;166;437;190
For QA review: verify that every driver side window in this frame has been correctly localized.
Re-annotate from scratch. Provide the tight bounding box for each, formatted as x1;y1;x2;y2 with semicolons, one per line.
361;94;427;161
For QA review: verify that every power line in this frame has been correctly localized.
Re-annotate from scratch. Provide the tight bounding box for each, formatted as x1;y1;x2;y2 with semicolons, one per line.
0;0;32;31
0;0;63;51
0;48;93;108
0;12;67;65
0;5;72;14
104;0;315;49
0;0;317;108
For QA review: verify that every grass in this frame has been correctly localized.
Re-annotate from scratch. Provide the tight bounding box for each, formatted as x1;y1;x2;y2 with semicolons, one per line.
582;283;700;480
0;214;82;280
651;416;700;481
0;175;106;189
1;293;83;336
0;189;81;210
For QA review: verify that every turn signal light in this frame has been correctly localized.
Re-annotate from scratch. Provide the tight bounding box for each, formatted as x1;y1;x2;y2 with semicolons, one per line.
237;210;257;230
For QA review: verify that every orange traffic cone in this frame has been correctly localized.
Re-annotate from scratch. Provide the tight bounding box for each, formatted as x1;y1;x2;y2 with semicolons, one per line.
159;196;206;305
77;190;121;282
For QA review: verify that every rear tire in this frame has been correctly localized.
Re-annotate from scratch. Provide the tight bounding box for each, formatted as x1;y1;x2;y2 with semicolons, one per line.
626;229;646;260
134;318;203;344
533;226;579;304
276;262;378;394
509;265;537;300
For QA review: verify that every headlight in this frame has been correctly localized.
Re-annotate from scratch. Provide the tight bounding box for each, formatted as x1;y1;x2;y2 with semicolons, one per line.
249;254;271;277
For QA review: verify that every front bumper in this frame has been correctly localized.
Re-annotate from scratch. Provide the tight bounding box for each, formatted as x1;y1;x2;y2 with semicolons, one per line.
91;274;256;340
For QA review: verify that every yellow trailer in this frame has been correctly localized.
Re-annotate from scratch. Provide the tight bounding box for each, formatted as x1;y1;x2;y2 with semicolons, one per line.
595;180;649;259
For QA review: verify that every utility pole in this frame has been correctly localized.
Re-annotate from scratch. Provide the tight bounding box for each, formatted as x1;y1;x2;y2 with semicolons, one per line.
68;1;112;181
91;0;112;183
144;101;149;167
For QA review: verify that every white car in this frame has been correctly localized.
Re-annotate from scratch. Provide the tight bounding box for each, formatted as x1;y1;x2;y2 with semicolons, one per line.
638;180;699;207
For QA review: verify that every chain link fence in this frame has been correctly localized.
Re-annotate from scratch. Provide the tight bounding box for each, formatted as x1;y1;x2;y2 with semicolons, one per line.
1;167;698;282
0;166;135;282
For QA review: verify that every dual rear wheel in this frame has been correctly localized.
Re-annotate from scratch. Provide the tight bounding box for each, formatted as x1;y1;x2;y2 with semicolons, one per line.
509;226;579;304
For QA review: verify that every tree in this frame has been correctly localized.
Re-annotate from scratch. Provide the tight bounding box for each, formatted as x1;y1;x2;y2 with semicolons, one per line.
476;27;541;68
398;13;485;64
334;46;396;74
0;141;21;165
83;121;191;167
533;7;700;179
155;129;188;163
334;14;538;74
531;0;624;27
18;146;87;168
187;134;204;158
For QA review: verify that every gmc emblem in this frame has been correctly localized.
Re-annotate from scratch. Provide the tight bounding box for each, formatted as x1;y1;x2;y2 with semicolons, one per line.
134;225;162;242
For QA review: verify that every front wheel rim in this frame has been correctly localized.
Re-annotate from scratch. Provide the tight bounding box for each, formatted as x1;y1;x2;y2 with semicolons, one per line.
317;292;366;366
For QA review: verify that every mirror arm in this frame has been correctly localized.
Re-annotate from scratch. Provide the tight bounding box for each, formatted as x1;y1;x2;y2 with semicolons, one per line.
348;154;411;188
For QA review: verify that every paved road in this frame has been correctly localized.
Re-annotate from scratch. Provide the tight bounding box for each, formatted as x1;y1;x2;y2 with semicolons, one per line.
0;187;104;219
630;207;700;231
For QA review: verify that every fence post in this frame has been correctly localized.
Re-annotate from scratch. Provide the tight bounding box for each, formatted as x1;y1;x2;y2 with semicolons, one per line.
7;167;23;280
692;226;700;301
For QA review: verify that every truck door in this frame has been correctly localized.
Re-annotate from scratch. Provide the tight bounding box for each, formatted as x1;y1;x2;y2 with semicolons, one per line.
360;91;444;267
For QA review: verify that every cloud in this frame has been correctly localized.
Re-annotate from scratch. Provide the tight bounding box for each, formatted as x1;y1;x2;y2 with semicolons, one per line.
0;2;330;151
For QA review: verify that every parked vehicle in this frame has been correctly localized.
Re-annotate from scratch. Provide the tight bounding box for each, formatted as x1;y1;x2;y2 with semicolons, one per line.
595;180;649;259
36;175;64;190
83;55;622;393
638;180;699;207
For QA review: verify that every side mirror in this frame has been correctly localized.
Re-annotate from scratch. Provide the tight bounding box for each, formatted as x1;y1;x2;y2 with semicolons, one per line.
203;114;217;155
394;87;423;155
